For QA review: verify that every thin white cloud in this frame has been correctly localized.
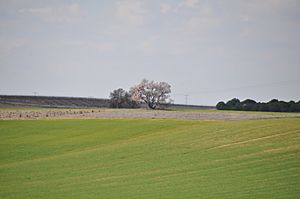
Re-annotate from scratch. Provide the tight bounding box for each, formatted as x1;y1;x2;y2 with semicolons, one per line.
160;3;172;14
159;0;199;14
174;0;199;12
179;4;222;36
138;35;161;54
185;16;221;33
55;40;114;53
0;38;29;56
236;0;300;45
183;0;199;8
237;0;299;22
19;3;81;23
115;0;146;26
139;40;156;53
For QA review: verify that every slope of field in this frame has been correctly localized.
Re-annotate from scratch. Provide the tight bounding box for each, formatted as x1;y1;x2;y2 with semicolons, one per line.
0;95;110;108
0;95;214;110
0;118;299;198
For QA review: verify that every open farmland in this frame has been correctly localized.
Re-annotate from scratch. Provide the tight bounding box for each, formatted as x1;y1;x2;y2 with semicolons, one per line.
1;118;299;198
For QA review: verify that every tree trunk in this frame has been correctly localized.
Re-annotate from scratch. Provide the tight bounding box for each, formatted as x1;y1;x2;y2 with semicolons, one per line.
148;102;156;109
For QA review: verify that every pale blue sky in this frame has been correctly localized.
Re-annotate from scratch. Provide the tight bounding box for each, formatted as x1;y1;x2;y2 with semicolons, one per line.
0;0;299;105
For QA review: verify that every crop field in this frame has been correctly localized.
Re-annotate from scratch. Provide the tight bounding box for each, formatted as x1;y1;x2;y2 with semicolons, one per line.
0;118;300;198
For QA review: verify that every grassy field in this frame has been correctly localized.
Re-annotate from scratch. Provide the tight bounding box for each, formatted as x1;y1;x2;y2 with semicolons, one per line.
0;118;299;198
170;108;300;115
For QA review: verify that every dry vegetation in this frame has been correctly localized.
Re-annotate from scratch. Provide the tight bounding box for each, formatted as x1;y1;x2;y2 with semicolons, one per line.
1;108;299;120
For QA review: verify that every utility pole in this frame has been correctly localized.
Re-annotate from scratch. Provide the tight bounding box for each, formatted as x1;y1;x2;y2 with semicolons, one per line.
33;92;38;96
184;94;189;105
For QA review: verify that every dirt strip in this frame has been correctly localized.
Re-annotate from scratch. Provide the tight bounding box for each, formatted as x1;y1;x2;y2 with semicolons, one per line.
1;109;299;120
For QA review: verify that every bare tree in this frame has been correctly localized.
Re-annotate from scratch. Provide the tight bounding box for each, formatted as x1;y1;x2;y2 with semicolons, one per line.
130;79;171;109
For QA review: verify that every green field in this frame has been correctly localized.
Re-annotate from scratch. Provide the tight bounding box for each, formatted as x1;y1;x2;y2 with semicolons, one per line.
170;108;300;116
1;118;299;198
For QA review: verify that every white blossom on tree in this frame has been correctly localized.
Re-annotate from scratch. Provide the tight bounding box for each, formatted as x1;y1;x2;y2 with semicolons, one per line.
130;79;172;109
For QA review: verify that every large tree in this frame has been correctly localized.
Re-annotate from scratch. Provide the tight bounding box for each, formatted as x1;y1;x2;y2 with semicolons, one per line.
130;79;171;109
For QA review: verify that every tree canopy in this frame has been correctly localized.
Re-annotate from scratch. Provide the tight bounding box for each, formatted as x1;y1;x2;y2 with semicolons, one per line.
130;79;172;109
109;88;138;108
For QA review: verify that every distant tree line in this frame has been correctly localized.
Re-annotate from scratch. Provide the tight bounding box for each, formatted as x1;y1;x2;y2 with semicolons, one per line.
216;98;300;112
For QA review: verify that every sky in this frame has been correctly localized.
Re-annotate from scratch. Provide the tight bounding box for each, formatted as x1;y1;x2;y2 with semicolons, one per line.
0;0;300;105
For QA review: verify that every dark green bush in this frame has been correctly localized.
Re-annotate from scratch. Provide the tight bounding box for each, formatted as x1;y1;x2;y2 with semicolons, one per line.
216;98;299;112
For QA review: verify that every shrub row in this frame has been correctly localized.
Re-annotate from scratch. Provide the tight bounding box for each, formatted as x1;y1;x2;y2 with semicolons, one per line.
216;98;300;112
